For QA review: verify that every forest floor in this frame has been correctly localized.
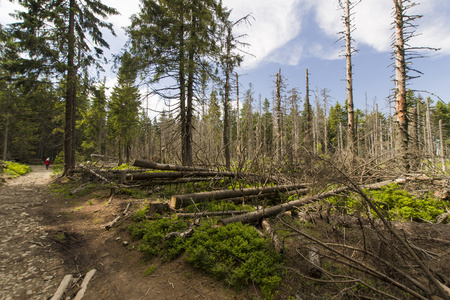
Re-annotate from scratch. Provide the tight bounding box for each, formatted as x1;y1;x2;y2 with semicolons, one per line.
1;166;449;299
0;166;254;300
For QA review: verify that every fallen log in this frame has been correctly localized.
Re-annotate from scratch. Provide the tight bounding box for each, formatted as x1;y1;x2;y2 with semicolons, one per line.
307;245;322;278
73;269;96;300
132;158;273;182
105;215;121;230
170;183;309;209
262;219;284;253
217;180;394;226
176;210;252;218
127;171;236;181
79;164;111;183
132;158;210;172
164;228;194;240
51;274;73;300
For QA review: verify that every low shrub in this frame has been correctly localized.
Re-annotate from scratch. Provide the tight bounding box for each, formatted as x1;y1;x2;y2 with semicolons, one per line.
1;161;32;178
184;223;283;299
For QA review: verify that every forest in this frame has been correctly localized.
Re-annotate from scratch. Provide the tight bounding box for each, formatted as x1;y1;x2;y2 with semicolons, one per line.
0;0;448;173
1;0;450;299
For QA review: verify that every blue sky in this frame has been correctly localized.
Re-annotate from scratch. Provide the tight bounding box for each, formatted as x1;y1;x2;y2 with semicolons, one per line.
1;0;449;115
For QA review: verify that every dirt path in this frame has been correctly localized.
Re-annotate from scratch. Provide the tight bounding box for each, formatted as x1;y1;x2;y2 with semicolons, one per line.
0;166;62;300
0;166;250;300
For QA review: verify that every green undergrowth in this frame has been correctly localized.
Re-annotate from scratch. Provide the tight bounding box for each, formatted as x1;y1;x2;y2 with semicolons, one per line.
129;208;283;299
328;183;449;222
1;161;32;178
185;200;254;213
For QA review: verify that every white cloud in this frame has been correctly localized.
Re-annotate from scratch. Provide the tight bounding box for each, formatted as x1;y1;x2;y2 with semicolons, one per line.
225;0;307;69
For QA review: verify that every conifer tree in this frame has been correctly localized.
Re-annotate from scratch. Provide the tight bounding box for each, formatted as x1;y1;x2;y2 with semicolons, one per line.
107;52;141;165
7;0;118;173
128;0;226;166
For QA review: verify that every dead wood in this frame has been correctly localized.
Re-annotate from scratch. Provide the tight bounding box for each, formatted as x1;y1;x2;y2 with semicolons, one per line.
261;219;284;253
217;180;394;226
217;187;349;226
69;183;90;195
176;210;252;218
132;158;211;172
79;164;112;184
51;274;73;300
123;203;131;215
127;171;236;181
73;269;96;300
164;228;194;240
105;215;121;230
171;183;308;209
278;217;430;300
307;245;322;279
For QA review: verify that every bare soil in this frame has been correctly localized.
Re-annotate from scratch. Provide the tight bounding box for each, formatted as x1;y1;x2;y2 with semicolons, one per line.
0;166;255;300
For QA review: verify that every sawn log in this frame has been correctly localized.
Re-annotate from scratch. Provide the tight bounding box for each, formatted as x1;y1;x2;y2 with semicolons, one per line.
217;180;394;226
170;183;308;209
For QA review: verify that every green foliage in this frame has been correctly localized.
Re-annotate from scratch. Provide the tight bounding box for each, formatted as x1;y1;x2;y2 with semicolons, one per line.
368;183;448;221
185;200;254;214
129;217;189;261
1;161;32;177
328;183;449;222
144;265;156;276
119;188;150;199
184;223;283;299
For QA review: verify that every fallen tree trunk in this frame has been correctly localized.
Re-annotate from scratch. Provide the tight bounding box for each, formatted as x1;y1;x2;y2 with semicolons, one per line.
170;183;309;209
132;158;210;172
105;215;121;230
262;219;284;253
132;158;273;182
176;210;252;218
73;269;96;300
217;180;394;226
127;171;236;181
51;274;73;300
79;164;111;183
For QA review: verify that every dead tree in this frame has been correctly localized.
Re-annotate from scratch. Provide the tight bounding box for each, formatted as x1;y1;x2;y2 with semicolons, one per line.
339;0;358;156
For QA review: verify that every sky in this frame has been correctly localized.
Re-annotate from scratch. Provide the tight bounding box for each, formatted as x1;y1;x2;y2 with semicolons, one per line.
1;0;450;116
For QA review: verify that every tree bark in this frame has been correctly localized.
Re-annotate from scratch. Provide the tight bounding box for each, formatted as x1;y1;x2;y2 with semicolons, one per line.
223;26;232;171
64;0;76;175
393;0;409;172
176;210;252;218
170;183;308;209
132;158;210;172
262;219;284;253
127;171;238;181
342;0;356;156
217;180;394;226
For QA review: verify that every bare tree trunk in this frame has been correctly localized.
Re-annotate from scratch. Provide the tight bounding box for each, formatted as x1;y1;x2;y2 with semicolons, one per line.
2;87;10;161
64;0;76;174
426;97;434;169
393;0;409;172
439;119;446;173
305;68;313;152
236;73;241;159
408;106;419;170
323;89;328;155
341;0;356;156
276;70;282;161
223;27;232;170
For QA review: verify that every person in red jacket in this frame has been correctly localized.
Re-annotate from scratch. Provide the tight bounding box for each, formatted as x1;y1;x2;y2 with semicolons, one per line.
45;157;50;170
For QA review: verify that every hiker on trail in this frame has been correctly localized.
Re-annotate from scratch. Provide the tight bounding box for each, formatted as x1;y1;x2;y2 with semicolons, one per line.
45;157;50;170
